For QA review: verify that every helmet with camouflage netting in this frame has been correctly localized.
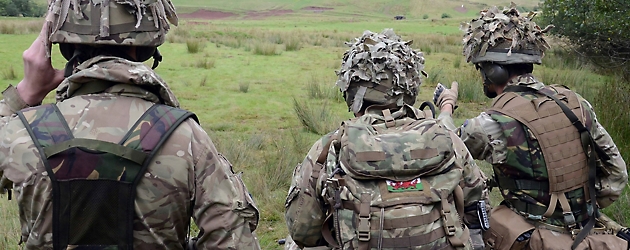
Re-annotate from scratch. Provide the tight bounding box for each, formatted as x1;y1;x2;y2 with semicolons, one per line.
461;4;554;65
336;29;427;113
44;0;178;64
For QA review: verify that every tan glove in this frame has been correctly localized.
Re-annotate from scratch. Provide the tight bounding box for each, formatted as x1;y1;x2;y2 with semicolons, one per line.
433;81;459;110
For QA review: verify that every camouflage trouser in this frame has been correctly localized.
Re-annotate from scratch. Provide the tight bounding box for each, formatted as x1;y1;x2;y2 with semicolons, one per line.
283;235;331;250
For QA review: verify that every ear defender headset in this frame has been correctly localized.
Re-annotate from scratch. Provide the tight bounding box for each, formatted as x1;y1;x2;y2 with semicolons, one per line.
476;62;509;98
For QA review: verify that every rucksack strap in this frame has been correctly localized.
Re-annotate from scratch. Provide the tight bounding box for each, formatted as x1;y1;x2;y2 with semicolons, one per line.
439;187;469;248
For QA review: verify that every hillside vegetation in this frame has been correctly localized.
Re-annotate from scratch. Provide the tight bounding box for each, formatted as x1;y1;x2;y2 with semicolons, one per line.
1;0;629;249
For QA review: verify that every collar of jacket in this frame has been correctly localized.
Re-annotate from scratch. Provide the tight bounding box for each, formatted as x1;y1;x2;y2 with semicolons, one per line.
505;73;545;90
55;55;180;107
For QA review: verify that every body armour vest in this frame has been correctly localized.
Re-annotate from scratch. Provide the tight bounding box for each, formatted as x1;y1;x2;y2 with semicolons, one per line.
18;103;197;250
487;85;592;226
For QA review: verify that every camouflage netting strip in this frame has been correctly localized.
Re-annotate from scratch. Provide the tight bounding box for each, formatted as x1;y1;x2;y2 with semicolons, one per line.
336;29;427;98
44;0;178;58
461;4;554;63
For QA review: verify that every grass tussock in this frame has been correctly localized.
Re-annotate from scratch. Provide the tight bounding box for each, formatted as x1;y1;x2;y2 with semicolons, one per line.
194;58;215;69
293;98;340;135
305;75;343;102
186;39;206;54
252;42;281;56
239;82;250;93
2;66;17;80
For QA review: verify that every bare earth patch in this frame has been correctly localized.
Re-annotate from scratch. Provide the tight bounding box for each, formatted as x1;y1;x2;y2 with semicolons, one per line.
244;9;294;19
179;9;238;20
302;6;334;13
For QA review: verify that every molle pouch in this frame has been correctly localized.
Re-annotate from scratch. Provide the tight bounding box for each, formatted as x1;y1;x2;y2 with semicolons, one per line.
529;228;627;250
483;205;534;250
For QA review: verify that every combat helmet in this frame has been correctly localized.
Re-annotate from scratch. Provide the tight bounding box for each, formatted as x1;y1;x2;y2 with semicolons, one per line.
336;29;427;113
44;0;178;67
461;4;554;65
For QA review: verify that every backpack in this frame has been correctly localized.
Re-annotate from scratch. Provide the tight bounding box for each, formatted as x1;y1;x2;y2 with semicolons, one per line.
319;108;470;250
17;103;197;250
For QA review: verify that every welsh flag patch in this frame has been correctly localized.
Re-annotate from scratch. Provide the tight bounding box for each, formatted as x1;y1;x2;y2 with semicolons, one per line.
386;178;423;192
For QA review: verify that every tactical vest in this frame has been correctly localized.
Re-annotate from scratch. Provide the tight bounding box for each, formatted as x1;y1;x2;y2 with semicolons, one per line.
487;85;591;227
319;108;470;250
17;103;197;250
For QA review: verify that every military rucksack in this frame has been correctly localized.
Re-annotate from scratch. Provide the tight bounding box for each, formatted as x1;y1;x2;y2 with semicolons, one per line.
17;103;197;250
319;108;470;250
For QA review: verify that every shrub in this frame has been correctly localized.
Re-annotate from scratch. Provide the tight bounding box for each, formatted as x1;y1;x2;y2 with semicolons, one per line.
422;14;429;19
441;13;451;18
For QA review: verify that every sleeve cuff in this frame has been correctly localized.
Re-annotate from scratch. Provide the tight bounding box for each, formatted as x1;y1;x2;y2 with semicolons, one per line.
1;84;35;112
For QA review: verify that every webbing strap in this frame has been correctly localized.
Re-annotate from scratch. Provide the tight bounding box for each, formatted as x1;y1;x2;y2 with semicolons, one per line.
497;177;549;190
373;209;441;230
382;109;395;128
44;138;147;165
357;193;371;250
368;229;450;248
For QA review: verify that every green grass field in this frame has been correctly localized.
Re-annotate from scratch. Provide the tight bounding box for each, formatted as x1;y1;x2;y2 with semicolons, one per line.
1;0;630;249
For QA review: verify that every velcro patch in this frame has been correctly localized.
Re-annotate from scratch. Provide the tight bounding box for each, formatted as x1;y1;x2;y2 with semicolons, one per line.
386;178;423;192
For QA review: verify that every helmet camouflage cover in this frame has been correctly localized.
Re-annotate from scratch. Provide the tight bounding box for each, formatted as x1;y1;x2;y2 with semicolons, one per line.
336;29;427;113
461;3;554;64
44;0;178;57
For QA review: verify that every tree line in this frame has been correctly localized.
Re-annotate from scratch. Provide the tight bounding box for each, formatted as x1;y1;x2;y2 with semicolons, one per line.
0;0;45;17
541;0;630;78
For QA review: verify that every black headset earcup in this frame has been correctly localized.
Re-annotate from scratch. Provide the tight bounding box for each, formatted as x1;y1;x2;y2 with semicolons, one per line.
59;43;75;61
484;63;509;85
135;46;156;62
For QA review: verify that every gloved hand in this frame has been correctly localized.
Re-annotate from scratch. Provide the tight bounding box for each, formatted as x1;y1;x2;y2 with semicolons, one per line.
433;81;459;111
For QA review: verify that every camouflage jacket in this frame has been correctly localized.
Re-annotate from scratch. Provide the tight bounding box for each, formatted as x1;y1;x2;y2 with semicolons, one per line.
438;74;628;225
0;56;261;250
285;104;490;249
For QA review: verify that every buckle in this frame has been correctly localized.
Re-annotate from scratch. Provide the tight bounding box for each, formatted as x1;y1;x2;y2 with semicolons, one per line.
563;212;577;229
441;209;457;236
357;215;371;241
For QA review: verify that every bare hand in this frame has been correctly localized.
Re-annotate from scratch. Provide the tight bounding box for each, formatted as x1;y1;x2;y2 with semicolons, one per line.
16;22;65;105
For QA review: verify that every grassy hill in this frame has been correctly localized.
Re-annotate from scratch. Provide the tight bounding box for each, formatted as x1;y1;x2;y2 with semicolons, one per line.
171;0;541;18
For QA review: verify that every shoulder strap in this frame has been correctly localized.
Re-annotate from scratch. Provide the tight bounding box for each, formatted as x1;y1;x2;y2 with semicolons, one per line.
17;104;74;182
502;85;603;249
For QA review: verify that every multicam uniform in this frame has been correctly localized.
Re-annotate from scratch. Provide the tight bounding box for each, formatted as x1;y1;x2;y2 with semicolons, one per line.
438;74;628;227
285;105;490;249
0;56;261;250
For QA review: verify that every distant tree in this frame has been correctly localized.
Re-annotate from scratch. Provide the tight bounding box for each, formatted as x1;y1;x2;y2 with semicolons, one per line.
422;14;428;19
541;0;630;77
0;0;44;17
441;13;451;18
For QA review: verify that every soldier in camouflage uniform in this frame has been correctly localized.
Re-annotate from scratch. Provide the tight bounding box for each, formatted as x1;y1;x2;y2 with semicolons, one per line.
0;0;260;249
285;29;490;250
435;4;628;249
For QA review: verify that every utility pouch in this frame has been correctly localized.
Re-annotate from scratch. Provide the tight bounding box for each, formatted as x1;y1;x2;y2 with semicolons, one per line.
529;227;627;250
483;205;534;250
